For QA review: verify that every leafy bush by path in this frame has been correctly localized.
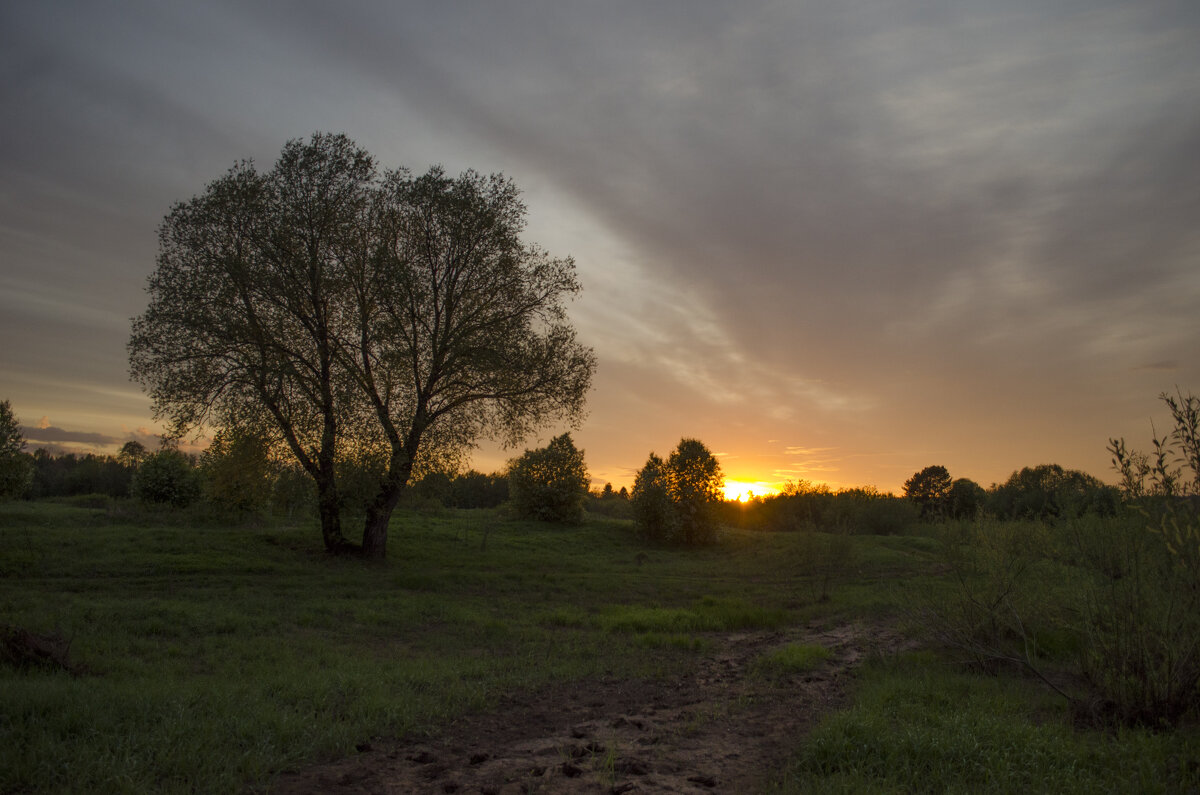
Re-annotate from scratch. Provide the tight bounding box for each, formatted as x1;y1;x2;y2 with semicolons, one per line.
922;512;1200;727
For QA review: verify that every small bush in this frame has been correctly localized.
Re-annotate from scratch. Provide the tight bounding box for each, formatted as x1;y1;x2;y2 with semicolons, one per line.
507;433;589;524
199;427;274;515
131;449;201;508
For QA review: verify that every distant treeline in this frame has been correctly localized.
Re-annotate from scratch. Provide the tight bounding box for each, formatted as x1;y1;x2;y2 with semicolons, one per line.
16;448;1124;530
723;463;1124;534
25;449;136;500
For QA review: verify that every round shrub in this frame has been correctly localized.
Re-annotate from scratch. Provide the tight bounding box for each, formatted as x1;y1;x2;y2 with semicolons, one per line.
132;449;201;507
507;433;589;524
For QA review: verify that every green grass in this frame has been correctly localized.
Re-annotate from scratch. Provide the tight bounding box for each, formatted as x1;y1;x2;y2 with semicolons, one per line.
775;652;1200;794
0;505;939;793
3;502;1194;793
754;643;833;677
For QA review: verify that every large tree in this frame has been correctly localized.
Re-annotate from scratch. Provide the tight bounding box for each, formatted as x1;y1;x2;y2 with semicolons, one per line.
130;134;594;557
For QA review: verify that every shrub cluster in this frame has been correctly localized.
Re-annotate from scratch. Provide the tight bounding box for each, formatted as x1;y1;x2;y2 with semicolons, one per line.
631;438;723;544
506;433;589;524
131;449;202;508
730;483;919;535
923;390;1200;728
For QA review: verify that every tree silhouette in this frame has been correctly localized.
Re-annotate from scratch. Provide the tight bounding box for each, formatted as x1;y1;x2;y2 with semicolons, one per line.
130;134;594;557
632;438;724;544
117;440;148;469
0;400;33;499
902;465;953;519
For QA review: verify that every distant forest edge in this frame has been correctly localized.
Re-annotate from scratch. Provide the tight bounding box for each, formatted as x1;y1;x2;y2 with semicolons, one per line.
0;438;1158;533
3;388;1198;538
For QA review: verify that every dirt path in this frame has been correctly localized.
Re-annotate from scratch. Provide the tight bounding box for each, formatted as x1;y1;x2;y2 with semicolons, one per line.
268;622;906;794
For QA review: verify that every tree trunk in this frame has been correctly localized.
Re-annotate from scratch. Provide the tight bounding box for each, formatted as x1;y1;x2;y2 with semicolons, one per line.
361;507;391;560
315;461;355;554
360;452;416;560
319;489;354;554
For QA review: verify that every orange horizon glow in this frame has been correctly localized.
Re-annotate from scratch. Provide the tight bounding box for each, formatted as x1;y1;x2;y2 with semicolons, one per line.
721;479;782;503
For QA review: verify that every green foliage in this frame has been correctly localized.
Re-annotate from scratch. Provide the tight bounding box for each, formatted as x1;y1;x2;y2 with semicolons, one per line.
1066;508;1200;726
271;465;314;517
947;477;986;520
199;427;274;515
587;486;634;520
131;449;201;508
828;489;919;535
989;464;1119;521
903;465;953;519
117;440;149;469
925;510;1200;728
728;481;919;536
0;400;33;500
507;433;589;524
632;439;723;544
446;470;508;509
631;452;679;542
782;656;1199;794
27;450;133;499
1111;388;1200;498
667;438;724;544
130;133;595;557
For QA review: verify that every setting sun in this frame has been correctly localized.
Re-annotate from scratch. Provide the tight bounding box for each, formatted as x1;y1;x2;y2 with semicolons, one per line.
722;480;780;503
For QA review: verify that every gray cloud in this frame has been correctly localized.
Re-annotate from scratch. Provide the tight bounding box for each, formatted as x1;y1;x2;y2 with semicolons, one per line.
21;425;120;446
2;0;1198;489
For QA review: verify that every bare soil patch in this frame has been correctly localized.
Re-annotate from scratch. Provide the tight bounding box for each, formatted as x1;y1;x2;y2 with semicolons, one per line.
268;621;908;794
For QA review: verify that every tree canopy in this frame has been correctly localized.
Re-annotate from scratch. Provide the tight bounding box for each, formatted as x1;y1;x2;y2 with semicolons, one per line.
902;465;953;519
507;433;589;524
0;400;33;500
632;438;723;544
130;133;594;557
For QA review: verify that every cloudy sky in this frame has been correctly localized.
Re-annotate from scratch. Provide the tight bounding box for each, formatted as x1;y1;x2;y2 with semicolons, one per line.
3;1;1198;493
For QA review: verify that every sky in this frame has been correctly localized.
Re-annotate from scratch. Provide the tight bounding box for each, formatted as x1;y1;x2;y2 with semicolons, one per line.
2;1;1199;494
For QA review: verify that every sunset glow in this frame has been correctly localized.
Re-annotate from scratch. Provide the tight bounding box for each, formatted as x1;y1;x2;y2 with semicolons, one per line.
722;480;780;503
3;4;1197;500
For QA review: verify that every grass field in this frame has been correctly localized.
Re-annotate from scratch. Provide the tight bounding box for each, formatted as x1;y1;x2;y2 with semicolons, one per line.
1;501;1197;793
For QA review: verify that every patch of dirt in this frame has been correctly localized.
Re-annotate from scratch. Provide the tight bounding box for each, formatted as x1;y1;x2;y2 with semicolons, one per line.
0;625;83;675
267;622;910;794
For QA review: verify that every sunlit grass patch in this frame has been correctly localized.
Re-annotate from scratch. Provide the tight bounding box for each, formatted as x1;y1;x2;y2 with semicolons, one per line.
597;597;789;634
755;643;832;676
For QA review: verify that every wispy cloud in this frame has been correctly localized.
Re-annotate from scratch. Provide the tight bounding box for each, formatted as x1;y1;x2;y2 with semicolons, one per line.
21;425;119;446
